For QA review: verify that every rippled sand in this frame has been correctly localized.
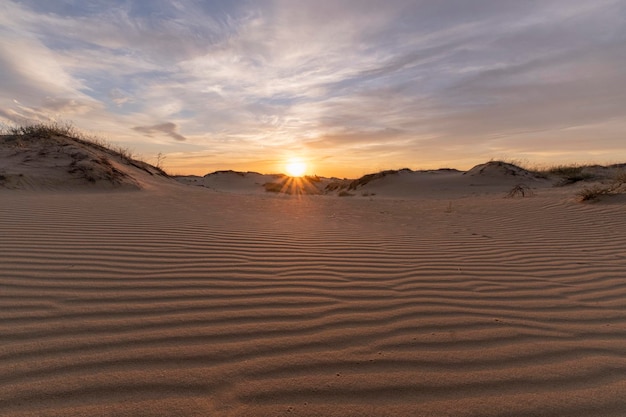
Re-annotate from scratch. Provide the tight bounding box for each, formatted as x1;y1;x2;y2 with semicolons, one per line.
1;187;625;416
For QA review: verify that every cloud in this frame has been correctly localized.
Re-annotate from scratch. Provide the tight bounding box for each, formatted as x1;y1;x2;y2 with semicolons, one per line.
133;122;187;142
0;25;86;99
108;88;134;106
39;97;99;114
0;97;102;124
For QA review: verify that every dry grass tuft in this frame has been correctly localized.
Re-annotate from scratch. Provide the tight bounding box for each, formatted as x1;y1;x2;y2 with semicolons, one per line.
535;164;596;186
576;174;626;202
2;120;78;139
577;185;616;202
506;183;534;198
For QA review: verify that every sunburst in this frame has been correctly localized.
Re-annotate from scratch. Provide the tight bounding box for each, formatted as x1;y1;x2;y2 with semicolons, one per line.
285;159;307;177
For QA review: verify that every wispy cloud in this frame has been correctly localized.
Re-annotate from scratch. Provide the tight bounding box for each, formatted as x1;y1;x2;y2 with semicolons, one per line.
133;122;187;142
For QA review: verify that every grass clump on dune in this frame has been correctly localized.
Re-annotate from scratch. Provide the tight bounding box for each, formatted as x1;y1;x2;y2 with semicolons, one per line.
577;185;618;201
535;164;596;186
576;172;626;202
1;121;169;177
3;121;128;156
3;120;79;139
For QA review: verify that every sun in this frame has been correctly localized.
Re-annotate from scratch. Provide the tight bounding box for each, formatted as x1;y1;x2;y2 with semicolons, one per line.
285;159;307;177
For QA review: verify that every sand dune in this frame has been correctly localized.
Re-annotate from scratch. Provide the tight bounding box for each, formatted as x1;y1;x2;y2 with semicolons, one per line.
2;184;626;416
0;130;174;191
176;171;282;194
177;171;342;195
175;162;561;198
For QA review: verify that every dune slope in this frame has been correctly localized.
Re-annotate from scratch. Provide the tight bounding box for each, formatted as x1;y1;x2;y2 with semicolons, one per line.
1;188;626;416
0;130;171;191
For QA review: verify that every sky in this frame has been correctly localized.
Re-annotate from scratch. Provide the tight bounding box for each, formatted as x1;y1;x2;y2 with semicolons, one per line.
1;0;625;177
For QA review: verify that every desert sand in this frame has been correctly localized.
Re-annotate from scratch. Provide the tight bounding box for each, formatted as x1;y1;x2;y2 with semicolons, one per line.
1;133;626;416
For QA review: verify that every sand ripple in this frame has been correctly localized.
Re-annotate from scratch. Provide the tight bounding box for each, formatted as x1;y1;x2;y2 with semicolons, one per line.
1;191;625;416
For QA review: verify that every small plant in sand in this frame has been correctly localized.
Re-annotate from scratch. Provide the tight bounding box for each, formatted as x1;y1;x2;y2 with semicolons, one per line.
576;174;626;202
108;145;134;163
338;190;355;197
577;185;615;201
506;183;534;198
155;152;166;170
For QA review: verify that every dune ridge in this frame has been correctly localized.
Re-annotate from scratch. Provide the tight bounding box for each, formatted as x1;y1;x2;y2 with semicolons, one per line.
1;187;626;416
